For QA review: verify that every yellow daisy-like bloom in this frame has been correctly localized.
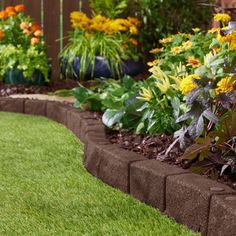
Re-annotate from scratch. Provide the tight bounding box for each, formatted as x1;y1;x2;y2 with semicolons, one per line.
171;46;183;55
179;74;201;95
215;77;236;95
70;11;140;35
208;28;220;34
186;56;201;68
192;28;201;33
127;17;140;26
70;11;91;30
159;37;172;44
137;87;153;102
214;13;231;23
149;47;164;54
217;30;236;51
182;40;192;51
129;25;138;35
147;59;160;67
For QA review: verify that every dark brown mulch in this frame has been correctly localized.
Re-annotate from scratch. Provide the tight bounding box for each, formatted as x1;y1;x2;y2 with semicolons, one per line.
0;79;99;97
108;131;184;165
107;131;236;190
0;71;149;97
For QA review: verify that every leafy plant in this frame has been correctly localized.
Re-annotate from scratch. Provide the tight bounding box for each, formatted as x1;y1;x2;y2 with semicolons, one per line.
0;4;50;82
60;10;140;80
89;0;128;18
130;0;213;51
180;111;236;178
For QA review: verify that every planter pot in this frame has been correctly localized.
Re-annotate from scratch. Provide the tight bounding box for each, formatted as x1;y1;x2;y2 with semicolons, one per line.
3;68;45;85
61;56;144;80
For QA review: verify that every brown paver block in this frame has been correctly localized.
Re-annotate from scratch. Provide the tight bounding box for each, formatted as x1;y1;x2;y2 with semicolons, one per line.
79;118;102;143
130;160;189;211
98;146;146;193
66;108;83;137
83;139;108;177
0;98;24;113
165;173;236;235
84;142;146;192
207;194;236;236
46;102;69;126
24;99;47;116
84;126;109;145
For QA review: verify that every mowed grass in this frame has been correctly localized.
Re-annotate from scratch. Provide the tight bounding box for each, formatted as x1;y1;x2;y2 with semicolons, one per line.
0;112;199;236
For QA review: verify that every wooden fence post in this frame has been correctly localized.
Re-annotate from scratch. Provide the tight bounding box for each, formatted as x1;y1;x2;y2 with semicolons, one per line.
43;0;61;80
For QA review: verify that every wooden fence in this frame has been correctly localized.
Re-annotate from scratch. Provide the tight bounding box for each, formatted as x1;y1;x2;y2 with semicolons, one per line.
1;0;236;80
1;0;91;79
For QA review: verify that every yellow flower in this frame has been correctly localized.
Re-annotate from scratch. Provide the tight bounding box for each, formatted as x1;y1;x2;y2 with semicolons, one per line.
215;77;235;95
214;13;231;23
70;11;91;30
217;30;236;51
179;74;201;95
147;59;160;67
186;56;201;68
137;87;153;102
127;17;140;26
171;46;183;55
149;47;164;54
192;28;200;33
208;28;220;34
129;25;138;35
159;37;172;44
182;40;192;51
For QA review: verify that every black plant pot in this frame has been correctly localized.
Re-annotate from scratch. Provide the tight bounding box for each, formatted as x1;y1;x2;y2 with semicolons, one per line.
60;56;144;80
3;68;45;85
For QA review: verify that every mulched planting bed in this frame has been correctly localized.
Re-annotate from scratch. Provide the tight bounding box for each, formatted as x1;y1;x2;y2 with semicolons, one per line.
108;131;236;190
0;72;149;97
0;79;96;97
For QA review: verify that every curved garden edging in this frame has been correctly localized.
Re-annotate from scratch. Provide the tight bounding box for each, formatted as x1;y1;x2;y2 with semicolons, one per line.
0;97;235;236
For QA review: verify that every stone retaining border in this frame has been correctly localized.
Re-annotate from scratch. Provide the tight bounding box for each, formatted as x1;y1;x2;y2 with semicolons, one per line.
0;97;235;236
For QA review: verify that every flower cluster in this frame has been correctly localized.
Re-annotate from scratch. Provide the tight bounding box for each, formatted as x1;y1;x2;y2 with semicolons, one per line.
70;11;140;35
0;4;25;20
214;13;231;23
0;4;49;82
20;21;42;46
0;4;44;48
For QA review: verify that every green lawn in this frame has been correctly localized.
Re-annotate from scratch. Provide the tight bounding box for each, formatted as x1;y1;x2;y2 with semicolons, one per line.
0;112;199;235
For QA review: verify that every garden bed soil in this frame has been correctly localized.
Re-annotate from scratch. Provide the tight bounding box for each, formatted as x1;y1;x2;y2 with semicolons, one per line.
0;71;149;97
107;131;236;190
0;79;96;97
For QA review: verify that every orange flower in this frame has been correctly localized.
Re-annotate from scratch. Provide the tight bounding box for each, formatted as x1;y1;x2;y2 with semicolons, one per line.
31;23;41;32
129;38;138;46
5;6;15;13
0;30;4;40
0;11;8;20
23;29;31;36
186;56;201;68
20;22;30;30
34;30;43;37
15;4;25;12
31;37;39;46
7;11;16;17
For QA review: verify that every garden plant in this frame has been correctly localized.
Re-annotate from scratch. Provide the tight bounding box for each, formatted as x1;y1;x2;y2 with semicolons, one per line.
72;12;236;187
60;0;142;80
0;4;50;85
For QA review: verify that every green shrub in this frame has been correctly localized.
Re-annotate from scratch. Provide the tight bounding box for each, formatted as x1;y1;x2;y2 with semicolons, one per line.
130;0;213;51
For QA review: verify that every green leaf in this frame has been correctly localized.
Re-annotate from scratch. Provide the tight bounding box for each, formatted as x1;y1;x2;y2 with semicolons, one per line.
102;109;125;127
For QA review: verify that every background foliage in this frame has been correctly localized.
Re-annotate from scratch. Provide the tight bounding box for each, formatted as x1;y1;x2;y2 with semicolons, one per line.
130;0;213;51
